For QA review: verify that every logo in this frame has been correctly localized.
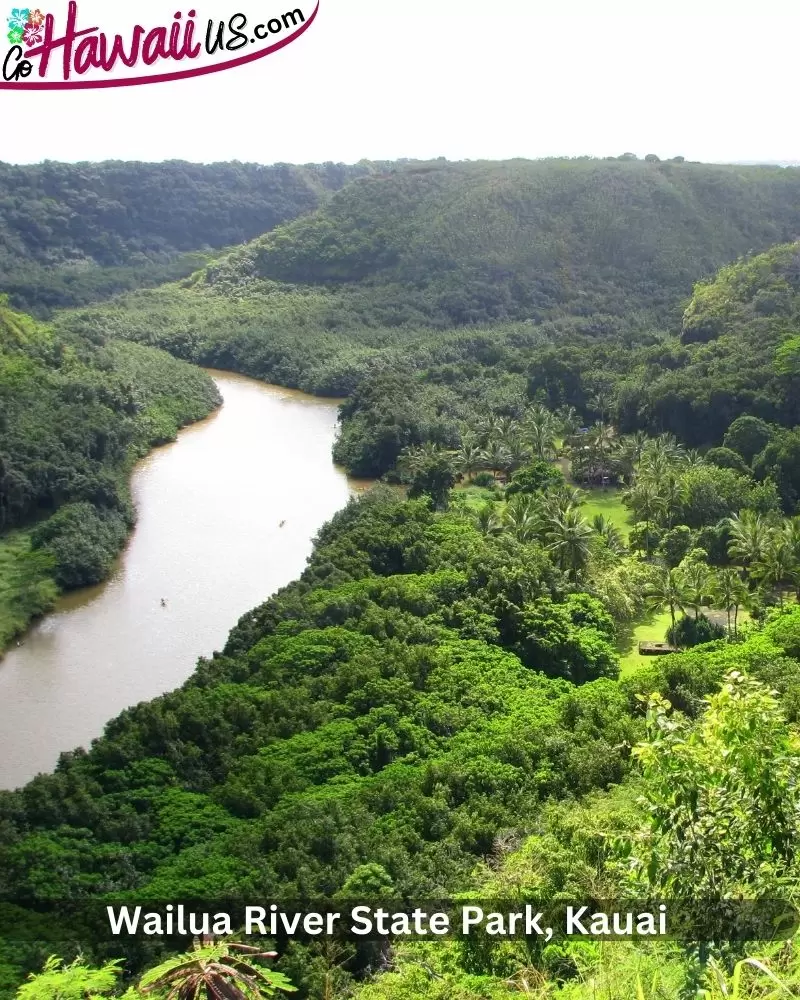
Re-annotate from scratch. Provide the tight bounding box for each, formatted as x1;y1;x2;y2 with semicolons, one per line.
1;1;318;88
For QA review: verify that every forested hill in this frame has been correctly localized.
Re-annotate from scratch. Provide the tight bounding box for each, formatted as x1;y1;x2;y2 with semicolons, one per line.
0;297;220;649
203;158;800;320
59;161;800;477
0;159;378;313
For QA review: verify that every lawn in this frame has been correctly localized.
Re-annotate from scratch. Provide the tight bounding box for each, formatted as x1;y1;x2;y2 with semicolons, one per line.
617;609;674;678
617;606;753;678
581;487;632;538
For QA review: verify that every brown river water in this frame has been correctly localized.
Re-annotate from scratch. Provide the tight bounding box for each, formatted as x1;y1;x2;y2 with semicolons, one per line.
0;371;369;791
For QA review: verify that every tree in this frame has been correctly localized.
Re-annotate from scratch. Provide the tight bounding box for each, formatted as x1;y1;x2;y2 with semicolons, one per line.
704;446;749;475
505;460;564;497
754;531;795;606
591;514;625;556
546;506;595;581
657;525;694;568
139;942;296;1000
723;414;774;465
405;453;457;511
712;567;748;637
512;594;618;683
726;510;770;577
629;520;663;558
752;428;800;513
17;956;123;1000
676;465;755;529
644;566;685;634
338;863;395;898
473;501;504;536
678;556;712;619
630;673;800;898
666;613;725;649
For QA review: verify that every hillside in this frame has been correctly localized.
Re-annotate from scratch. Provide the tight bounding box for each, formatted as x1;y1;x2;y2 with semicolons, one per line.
6;158;800;998
203;158;800;316
0;297;221;648
17;161;800;531
54;156;800;386
0;159;378;314
3;480;800;996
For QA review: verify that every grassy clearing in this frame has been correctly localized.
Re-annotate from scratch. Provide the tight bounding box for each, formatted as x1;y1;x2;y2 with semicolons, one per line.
617;609;675;677
617;606;754;678
454;484;500;509
581;488;632;538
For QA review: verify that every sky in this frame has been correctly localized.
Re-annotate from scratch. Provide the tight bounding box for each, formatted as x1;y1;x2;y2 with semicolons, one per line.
2;0;799;166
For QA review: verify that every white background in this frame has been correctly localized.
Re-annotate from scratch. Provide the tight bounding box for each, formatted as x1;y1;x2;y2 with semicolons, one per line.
1;0;799;166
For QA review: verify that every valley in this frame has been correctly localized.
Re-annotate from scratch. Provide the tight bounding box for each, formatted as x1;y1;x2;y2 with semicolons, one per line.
1;155;800;1000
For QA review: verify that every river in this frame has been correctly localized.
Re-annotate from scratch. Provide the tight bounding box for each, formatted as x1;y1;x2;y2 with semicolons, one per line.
0;371;368;791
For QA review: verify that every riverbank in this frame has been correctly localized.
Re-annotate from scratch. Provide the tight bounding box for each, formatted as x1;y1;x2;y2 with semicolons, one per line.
0;531;58;653
0;337;222;657
0;372;361;789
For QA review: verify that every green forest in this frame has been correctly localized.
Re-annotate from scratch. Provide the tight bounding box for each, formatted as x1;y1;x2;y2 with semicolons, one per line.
0;296;220;648
2;156;800;1000
0;160;378;314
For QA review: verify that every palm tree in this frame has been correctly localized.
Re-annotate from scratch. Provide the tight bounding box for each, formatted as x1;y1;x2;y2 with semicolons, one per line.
622;478;666;526
397;441;443;480
712;567;748;638
474;501;504;536
556;405;580;438
456;440;484;482
505;434;532;473
644;566;686;635
526;418;557;461
680;559;712;620
638;448;672;484
474;414;503;447
546;506;595;581
139;941;295;1000
481;441;512;481
615;432;648;484
782;518;800;600
638;434;685;481
754;532;794;607
493;416;521;445
504;494;541;543
659;473;688;528
591;514;625;556
541;485;585;521
726;510;770;577
588;390;611;423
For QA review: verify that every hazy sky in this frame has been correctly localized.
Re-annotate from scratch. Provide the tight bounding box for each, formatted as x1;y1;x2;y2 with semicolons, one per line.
3;0;798;165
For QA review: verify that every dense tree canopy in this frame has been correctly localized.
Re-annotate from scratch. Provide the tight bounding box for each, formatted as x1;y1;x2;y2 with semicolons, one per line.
5;157;800;1000
0;297;220;646
0;159;378;313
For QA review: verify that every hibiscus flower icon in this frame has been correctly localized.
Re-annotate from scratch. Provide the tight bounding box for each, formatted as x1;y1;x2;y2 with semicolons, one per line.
6;7;30;31
22;19;41;44
27;7;44;25
6;24;23;43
